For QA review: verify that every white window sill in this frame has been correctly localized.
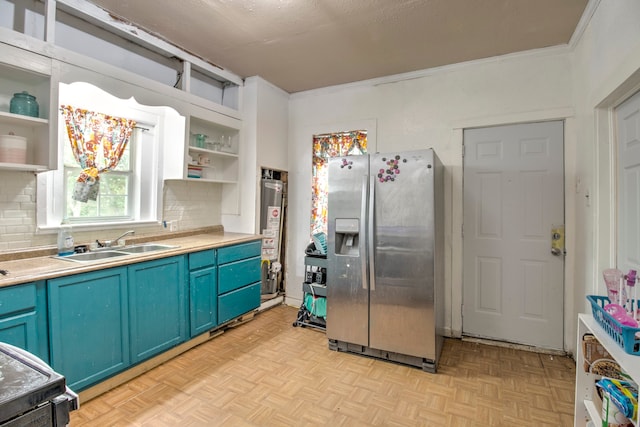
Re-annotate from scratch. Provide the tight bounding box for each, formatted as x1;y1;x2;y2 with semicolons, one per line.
37;220;162;234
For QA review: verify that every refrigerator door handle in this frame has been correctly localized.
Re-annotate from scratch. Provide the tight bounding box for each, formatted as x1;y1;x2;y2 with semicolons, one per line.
360;175;368;290
368;175;376;291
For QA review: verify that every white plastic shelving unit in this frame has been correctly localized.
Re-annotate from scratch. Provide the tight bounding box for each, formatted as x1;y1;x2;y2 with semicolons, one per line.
574;313;639;426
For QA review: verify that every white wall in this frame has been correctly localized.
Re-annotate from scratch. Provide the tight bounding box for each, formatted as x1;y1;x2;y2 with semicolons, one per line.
252;76;289;174
571;1;640;319
225;76;289;235
287;47;576;347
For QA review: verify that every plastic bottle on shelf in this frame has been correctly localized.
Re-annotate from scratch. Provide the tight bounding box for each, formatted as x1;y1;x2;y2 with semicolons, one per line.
57;226;74;256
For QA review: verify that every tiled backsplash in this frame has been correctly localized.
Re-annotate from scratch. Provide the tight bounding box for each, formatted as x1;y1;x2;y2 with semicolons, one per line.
0;171;222;252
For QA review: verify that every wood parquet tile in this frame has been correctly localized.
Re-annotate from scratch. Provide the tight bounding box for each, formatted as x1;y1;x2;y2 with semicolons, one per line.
70;305;575;426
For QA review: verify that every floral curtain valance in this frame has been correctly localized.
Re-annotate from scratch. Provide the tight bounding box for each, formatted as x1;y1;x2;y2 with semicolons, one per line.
311;130;367;236
60;105;136;202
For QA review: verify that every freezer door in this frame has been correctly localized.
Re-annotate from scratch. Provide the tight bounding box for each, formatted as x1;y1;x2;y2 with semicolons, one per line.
369;150;437;359
327;155;369;346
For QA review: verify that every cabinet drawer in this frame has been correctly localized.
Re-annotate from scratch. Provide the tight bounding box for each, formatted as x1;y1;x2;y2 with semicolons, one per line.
218;256;261;294
0;284;36;317
217;240;261;264
218;282;260;324
188;249;216;270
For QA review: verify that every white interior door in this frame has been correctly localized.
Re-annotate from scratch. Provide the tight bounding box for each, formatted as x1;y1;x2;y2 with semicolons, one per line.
617;90;640;275
463;121;564;350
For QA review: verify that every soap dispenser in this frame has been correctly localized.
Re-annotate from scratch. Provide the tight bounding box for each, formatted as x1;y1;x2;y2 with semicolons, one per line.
57;225;74;256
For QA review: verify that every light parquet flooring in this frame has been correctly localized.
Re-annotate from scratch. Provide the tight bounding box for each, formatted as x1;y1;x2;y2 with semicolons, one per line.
70;305;575;426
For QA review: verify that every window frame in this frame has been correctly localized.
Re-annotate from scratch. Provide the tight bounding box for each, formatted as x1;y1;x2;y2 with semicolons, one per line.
616;89;640;275
36;81;175;232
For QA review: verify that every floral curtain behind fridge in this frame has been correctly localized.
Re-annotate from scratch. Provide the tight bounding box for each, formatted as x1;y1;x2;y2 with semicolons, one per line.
311;130;367;237
60;105;136;202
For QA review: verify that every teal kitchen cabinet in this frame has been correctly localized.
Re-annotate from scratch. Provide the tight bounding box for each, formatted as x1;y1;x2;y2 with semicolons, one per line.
48;267;129;391
0;281;48;362
188;249;217;337
128;255;187;363
217;240;261;324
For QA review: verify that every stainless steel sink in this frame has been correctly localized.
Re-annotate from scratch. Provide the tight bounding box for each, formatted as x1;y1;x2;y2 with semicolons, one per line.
54;244;179;263
55;250;129;263
118;244;178;254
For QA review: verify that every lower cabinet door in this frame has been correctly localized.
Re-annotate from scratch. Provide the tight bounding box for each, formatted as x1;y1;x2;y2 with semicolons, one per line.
218;282;261;324
48;268;130;391
0;312;38;354
189;265;217;337
128;256;187;363
0;281;48;362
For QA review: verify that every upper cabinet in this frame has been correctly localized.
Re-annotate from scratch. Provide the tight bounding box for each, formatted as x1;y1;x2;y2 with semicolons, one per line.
163;107;242;215
164;108;241;185
186;115;239;184
0;43;56;171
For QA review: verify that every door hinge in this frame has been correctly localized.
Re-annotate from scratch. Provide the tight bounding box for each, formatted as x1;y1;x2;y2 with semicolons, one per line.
462;143;465;158
461;223;464;238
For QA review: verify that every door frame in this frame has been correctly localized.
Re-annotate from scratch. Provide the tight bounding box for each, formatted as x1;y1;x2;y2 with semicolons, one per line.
448;108;576;353
460;120;566;349
594;74;640;315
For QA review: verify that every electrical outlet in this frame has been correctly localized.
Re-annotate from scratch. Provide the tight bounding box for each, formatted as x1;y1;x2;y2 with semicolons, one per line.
169;220;178;232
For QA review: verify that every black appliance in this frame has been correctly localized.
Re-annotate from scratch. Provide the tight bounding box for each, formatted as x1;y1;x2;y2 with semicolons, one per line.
0;343;78;427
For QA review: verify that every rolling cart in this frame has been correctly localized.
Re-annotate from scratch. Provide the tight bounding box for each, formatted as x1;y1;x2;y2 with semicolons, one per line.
293;254;327;331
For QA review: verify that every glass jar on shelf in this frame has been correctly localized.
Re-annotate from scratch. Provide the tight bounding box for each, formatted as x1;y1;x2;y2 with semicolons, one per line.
190;133;207;148
10;91;39;118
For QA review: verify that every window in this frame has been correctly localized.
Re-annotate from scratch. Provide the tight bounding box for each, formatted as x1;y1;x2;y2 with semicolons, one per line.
36;81;183;231
62;129;134;222
311;130;367;236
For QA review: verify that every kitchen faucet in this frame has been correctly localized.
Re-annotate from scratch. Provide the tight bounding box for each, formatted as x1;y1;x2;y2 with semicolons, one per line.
96;230;135;248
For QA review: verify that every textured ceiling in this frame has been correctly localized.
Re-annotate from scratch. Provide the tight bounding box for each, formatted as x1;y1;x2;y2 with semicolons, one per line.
86;0;589;94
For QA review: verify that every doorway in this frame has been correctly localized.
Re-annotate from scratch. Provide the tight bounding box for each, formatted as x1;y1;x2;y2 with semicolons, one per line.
616;89;640;275
462;121;565;350
259;168;288;302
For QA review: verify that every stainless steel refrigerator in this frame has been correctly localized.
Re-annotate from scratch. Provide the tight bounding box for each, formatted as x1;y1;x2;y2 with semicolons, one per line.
327;148;444;372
